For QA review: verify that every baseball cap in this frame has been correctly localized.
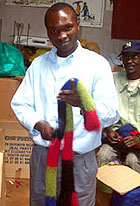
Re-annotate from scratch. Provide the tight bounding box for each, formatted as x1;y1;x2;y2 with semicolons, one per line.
118;40;140;56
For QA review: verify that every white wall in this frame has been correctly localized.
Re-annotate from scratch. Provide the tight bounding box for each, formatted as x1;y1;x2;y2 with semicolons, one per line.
0;0;127;57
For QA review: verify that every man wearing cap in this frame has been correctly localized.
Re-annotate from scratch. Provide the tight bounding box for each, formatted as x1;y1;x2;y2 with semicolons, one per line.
96;40;140;173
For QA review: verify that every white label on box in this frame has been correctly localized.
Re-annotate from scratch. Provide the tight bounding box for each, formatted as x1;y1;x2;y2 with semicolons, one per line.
5;136;33;165
4;136;33;178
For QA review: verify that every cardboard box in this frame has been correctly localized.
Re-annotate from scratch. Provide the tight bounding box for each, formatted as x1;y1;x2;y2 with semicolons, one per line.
6;178;30;206
0;152;6;206
0;129;6;206
0;129;5;153
0;121;33;179
96;164;140;195
0;77;22;121
0;125;30;205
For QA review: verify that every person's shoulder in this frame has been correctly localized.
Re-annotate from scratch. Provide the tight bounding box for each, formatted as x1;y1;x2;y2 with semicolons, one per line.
113;70;126;79
27;51;51;74
29;51;51;70
33;51;50;62
113;70;126;86
81;46;99;56
81;46;108;62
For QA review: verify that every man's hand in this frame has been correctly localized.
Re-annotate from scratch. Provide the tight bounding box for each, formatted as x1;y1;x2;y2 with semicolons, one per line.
34;121;54;141
104;126;120;144
57;79;82;108
123;135;140;148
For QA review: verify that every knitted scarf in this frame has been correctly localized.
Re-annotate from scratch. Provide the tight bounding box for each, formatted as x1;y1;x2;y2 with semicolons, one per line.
45;78;100;206
118;123;140;149
118;123;139;137
102;124;140;149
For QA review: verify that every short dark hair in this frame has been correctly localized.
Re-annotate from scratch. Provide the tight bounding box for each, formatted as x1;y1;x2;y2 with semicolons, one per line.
44;2;77;27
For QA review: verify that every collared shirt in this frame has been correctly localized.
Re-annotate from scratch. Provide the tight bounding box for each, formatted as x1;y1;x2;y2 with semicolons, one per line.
11;41;119;154
113;71;140;131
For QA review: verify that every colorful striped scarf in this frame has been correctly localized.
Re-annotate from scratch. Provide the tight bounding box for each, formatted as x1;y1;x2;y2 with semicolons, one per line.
102;124;140;150
118;123;140;139
45;78;100;206
118;124;140;149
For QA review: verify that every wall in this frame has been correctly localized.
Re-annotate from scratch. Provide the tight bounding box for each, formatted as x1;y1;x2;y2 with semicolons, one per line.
0;0;127;57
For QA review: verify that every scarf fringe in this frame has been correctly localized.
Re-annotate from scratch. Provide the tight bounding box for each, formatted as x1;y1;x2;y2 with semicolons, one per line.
71;192;79;206
57;191;72;206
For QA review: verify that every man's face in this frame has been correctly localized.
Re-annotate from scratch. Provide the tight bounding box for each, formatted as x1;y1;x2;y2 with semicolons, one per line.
45;7;79;57
122;52;140;76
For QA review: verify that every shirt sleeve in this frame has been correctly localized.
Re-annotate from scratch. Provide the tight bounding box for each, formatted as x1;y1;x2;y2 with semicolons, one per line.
11;62;41;132
92;60;120;128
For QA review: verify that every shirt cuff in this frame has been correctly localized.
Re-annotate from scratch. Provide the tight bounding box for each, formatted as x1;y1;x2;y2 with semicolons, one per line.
29;128;40;137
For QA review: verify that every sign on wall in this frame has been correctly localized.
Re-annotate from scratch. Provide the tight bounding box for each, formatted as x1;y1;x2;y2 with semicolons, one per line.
6;0;104;28
6;0;56;7
106;0;113;11
69;0;104;28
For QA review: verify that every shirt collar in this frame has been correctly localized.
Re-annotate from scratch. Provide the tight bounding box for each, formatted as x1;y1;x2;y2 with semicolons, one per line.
119;71;140;92
119;76;128;92
49;40;82;64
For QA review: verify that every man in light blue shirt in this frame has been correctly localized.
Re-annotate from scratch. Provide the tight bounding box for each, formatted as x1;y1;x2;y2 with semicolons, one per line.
11;2;119;206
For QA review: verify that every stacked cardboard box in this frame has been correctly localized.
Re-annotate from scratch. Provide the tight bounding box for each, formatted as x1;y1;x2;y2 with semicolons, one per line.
0;77;33;179
0;77;22;121
0;121;33;179
0;129;6;206
0;77;32;206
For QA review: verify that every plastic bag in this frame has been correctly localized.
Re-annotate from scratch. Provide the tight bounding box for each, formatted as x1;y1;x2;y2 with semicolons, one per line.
0;42;26;76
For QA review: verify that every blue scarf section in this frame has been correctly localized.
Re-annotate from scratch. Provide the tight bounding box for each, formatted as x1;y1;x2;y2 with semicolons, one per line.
111;187;140;206
118;123;138;137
